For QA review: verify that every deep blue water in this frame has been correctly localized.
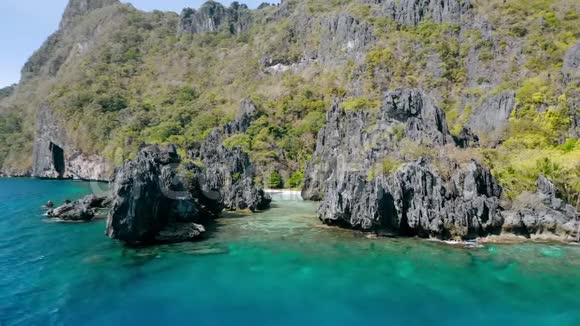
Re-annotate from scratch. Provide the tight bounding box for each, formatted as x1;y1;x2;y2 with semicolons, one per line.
1;178;579;325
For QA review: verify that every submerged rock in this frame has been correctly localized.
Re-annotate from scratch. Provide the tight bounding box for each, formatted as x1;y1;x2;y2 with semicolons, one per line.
43;201;55;209
154;223;206;244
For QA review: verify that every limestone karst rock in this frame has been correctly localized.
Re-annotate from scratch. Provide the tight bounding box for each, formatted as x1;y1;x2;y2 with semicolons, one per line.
189;100;271;212
302;89;453;201
178;1;252;35
318;158;504;239
106;144;213;245
502;176;580;242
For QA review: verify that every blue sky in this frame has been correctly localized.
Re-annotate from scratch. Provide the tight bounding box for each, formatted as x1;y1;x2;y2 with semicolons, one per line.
0;0;277;88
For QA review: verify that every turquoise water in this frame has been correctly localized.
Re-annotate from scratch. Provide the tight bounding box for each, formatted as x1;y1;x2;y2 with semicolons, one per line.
1;178;579;325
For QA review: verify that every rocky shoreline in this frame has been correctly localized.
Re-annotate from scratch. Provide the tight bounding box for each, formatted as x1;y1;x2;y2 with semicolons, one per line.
26;91;578;245
29;93;580;246
302;89;580;244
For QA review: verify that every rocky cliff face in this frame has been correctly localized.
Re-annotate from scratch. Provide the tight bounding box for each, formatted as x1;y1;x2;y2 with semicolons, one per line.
32;104;67;179
189;100;271;211
503;176;580;242
318;158;503;239
380;0;473;26
59;0;120;30
304;88;578;242
563;43;580;138
178;1;252;35
21;0;123;82
32;104;110;181
302;89;453;201
302;88;505;239
106;144;212;245
563;43;580;85
467;92;515;144
319;13;374;64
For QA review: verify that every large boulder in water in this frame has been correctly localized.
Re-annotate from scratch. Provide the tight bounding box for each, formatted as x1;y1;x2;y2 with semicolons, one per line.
106;144;216;245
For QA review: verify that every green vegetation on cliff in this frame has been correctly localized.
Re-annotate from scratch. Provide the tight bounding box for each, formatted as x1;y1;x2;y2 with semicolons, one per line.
0;0;578;200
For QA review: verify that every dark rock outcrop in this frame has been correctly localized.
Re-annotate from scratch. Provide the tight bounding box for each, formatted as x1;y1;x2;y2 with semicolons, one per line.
189;100;271;211
46;194;109;221
318;158;503;239
106;144;214;245
178;1;252;35
302;89;452;201
303;88;578;242
47;202;94;221
453;127;479;148
503;176;580;242
381;0;473;26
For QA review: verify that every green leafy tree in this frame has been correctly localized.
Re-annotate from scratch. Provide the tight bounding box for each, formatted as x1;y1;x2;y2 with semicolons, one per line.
267;170;284;189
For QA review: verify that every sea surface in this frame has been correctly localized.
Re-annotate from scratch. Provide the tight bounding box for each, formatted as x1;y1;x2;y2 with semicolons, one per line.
1;178;579;326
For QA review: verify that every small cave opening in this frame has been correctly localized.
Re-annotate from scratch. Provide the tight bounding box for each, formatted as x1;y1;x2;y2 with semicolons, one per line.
49;142;65;178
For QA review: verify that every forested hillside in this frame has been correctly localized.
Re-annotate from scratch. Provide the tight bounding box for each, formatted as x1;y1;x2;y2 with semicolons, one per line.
0;0;578;205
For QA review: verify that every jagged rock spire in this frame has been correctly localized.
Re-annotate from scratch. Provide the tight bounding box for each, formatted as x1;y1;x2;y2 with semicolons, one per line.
60;0;120;29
